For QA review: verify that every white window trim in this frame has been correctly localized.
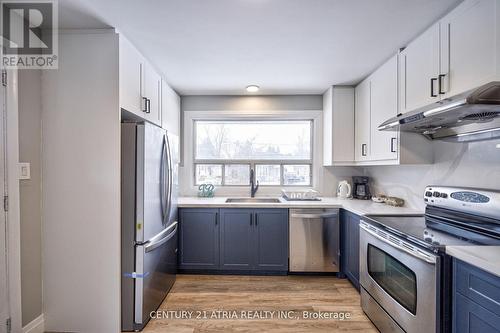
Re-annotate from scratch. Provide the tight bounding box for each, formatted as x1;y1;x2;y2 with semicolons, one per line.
181;110;323;196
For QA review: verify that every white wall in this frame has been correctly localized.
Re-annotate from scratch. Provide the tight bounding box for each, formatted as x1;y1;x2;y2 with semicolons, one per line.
41;31;121;333
362;139;500;210
18;70;43;326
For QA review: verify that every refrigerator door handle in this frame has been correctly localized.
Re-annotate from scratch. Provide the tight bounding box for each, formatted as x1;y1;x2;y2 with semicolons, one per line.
144;222;178;253
165;134;173;222
160;134;168;225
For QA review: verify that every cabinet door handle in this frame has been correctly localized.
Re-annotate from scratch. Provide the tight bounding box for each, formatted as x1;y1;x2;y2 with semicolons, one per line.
250;214;253;226
438;74;446;94
390;137;397;153
430;78;438;97
146;98;151;113
362;144;367;156
215;212;218;225
254;213;258;226
142;97;148;113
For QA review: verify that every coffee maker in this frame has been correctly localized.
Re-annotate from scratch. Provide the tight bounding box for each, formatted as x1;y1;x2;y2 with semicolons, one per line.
352;176;371;200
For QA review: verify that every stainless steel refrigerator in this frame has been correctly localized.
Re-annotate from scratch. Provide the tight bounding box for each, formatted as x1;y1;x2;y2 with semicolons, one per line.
121;122;179;331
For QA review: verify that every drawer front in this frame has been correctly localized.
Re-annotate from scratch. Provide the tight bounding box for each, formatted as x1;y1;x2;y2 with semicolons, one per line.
454;293;500;333
454;259;500;316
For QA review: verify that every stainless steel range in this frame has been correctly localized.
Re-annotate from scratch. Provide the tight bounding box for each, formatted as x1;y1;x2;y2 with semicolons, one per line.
360;186;500;333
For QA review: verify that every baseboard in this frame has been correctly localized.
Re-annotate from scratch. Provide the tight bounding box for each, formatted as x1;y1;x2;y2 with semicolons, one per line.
23;314;44;333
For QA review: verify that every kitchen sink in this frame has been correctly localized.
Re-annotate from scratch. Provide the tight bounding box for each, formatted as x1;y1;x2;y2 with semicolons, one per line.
225;198;281;203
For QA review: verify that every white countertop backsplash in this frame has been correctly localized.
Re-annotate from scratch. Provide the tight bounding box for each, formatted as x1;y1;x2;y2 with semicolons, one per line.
178;196;423;216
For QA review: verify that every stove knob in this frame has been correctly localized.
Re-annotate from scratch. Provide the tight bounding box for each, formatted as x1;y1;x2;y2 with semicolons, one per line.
425;191;433;197
440;193;448;198
433;191;440;197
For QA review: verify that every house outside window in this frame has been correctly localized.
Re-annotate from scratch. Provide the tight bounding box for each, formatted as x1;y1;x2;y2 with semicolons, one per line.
193;120;313;186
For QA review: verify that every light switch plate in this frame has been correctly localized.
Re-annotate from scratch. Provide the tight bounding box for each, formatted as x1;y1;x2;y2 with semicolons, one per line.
19;162;31;180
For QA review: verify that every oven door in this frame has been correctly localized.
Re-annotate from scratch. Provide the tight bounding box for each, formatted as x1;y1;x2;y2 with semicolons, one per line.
359;221;439;333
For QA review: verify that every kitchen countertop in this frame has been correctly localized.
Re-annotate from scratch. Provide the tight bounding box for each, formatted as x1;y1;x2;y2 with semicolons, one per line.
178;196;423;216
446;246;500;277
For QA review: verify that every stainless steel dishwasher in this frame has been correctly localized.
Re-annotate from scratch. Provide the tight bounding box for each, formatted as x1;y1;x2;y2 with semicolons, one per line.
289;208;340;272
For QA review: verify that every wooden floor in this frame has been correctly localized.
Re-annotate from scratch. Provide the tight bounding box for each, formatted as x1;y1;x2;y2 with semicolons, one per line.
143;274;377;333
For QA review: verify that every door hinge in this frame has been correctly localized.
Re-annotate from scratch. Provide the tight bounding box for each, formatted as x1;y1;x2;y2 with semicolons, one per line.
6;317;11;333
1;70;6;87
3;196;8;212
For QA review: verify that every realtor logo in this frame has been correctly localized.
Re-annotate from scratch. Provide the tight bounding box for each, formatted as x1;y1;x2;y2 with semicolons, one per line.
1;0;58;69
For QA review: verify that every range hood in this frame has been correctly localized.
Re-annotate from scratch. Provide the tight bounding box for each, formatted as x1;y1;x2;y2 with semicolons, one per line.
378;82;500;142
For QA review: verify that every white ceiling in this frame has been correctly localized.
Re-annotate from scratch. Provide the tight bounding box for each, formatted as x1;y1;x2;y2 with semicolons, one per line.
61;0;461;95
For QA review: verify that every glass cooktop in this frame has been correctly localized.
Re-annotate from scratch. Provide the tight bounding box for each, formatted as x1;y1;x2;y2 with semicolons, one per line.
362;214;485;251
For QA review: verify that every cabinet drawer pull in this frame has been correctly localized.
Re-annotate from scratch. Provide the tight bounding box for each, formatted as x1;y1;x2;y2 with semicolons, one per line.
438;74;446;94
146;98;151;113
430;78;438;97
390;137;397;153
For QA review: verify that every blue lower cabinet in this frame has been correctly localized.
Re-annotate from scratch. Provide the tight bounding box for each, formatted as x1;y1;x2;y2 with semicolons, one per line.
453;259;500;333
179;208;288;274
220;209;254;270
178;208;220;270
340;209;360;290
253;209;289;272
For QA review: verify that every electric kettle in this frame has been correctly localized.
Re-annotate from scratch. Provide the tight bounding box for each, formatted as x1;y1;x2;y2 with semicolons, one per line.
337;180;352;199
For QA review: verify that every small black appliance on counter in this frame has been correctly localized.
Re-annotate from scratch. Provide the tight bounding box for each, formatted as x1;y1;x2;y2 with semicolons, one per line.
352;176;371;200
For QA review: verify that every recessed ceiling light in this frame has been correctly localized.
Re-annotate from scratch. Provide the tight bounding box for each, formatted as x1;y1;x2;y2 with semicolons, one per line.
246;85;260;93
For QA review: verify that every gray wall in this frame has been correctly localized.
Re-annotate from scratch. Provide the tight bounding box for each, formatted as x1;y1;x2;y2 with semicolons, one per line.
18;70;43;325
179;94;360;197
181;95;323;111
362;139;500;210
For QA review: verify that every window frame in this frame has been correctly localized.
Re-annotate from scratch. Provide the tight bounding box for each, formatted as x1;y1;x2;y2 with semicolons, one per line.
193;119;314;187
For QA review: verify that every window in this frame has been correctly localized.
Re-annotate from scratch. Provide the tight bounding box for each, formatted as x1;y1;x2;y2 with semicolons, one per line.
194;120;312;186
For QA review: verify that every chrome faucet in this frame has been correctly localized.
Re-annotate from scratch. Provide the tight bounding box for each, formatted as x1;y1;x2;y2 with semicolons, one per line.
250;168;259;197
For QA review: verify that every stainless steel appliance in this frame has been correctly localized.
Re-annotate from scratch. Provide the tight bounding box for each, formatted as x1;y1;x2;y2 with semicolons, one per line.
360;186;500;333
352;176;371;200
378;82;500;141
121;122;179;331
289;209;339;272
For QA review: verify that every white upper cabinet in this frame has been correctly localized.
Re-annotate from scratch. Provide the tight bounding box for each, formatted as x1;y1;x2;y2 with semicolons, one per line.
119;35;161;126
354;79;371;162
322;86;355;166
399;0;500;114
161;80;181;136
119;35;143;116
354;55;433;165
370;55;398;161
440;0;500;98
141;61;162;125
399;23;440;114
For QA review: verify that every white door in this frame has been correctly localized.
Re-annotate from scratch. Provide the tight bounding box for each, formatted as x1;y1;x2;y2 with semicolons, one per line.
161;80;180;136
370;55;399;161
399;23;440;113
119;35;144;116
142;62;161;126
354;78;371;161
0;70;9;333
440;0;498;97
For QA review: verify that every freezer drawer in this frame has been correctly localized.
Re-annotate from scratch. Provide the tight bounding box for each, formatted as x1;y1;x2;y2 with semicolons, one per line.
122;223;178;331
289;209;339;272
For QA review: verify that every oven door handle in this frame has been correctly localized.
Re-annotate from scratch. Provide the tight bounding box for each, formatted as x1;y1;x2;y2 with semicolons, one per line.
360;222;437;264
